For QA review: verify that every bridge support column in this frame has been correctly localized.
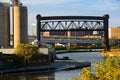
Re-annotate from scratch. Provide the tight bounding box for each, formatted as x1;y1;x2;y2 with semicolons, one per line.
103;14;109;51
36;14;41;47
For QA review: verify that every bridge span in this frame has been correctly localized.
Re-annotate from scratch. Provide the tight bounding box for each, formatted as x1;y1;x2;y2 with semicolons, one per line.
29;36;104;44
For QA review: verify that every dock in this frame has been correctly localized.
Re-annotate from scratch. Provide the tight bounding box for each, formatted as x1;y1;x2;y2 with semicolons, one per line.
0;60;91;75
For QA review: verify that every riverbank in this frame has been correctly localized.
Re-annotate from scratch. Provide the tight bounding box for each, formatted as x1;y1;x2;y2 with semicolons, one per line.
100;49;120;57
0;60;91;75
56;49;104;54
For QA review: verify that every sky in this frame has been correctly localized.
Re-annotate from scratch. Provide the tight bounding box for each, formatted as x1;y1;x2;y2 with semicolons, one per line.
0;0;120;35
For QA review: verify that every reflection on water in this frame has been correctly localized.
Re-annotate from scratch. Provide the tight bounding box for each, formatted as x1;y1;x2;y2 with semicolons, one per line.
0;52;103;80
0;72;55;80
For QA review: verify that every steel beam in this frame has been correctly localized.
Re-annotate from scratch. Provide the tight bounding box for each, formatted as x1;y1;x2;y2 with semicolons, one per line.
103;14;109;51
40;16;104;20
36;14;41;47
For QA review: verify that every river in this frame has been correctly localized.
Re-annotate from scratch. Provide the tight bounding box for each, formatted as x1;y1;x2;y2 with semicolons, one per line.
0;52;103;80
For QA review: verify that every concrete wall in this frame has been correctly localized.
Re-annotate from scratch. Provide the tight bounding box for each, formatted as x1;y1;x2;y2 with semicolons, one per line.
0;3;10;48
0;48;56;63
0;49;15;54
14;5;28;48
39;48;55;62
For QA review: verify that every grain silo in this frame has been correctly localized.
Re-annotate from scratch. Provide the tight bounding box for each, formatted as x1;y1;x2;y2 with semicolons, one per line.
14;4;28;48
0;2;10;48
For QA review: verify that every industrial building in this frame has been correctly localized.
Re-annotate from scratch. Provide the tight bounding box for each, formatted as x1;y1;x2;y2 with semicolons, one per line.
109;27;120;39
43;30;102;37
0;3;10;48
13;3;28;48
0;1;28;48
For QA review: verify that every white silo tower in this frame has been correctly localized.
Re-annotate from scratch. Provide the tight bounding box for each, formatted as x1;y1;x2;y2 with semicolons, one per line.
0;2;10;48
13;1;28;48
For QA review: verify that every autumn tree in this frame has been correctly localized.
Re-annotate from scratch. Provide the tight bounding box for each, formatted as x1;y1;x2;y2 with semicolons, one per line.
72;56;120;80
14;44;40;66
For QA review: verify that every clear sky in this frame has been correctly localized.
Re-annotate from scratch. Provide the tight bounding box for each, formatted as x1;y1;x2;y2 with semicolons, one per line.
1;0;120;35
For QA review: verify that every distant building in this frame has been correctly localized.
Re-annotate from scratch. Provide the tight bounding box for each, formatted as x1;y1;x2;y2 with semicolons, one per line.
70;31;93;36
43;31;67;36
109;27;120;39
43;30;102;37
32;23;37;36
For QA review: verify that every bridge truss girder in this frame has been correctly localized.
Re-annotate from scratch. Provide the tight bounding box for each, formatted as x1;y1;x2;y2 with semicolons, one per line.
41;20;103;31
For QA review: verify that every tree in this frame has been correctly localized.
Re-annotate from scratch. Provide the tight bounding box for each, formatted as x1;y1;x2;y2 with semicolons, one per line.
109;39;118;48
72;56;120;80
14;44;40;66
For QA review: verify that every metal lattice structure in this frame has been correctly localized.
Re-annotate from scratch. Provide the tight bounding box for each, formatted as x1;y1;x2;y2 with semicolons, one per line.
36;14;109;51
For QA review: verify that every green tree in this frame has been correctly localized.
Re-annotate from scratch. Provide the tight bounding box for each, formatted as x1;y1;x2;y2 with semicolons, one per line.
14;44;40;66
109;39;119;48
72;56;120;80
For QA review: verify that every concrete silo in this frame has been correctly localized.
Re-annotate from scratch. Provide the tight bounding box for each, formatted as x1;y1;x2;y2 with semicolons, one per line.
14;4;28;48
0;3;10;48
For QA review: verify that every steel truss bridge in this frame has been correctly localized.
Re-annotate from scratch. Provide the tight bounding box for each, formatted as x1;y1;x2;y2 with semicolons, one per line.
40;36;104;44
36;14;109;50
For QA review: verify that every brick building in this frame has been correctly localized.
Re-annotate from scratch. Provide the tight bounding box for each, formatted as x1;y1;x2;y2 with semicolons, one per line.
109;27;120;39
43;31;93;37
